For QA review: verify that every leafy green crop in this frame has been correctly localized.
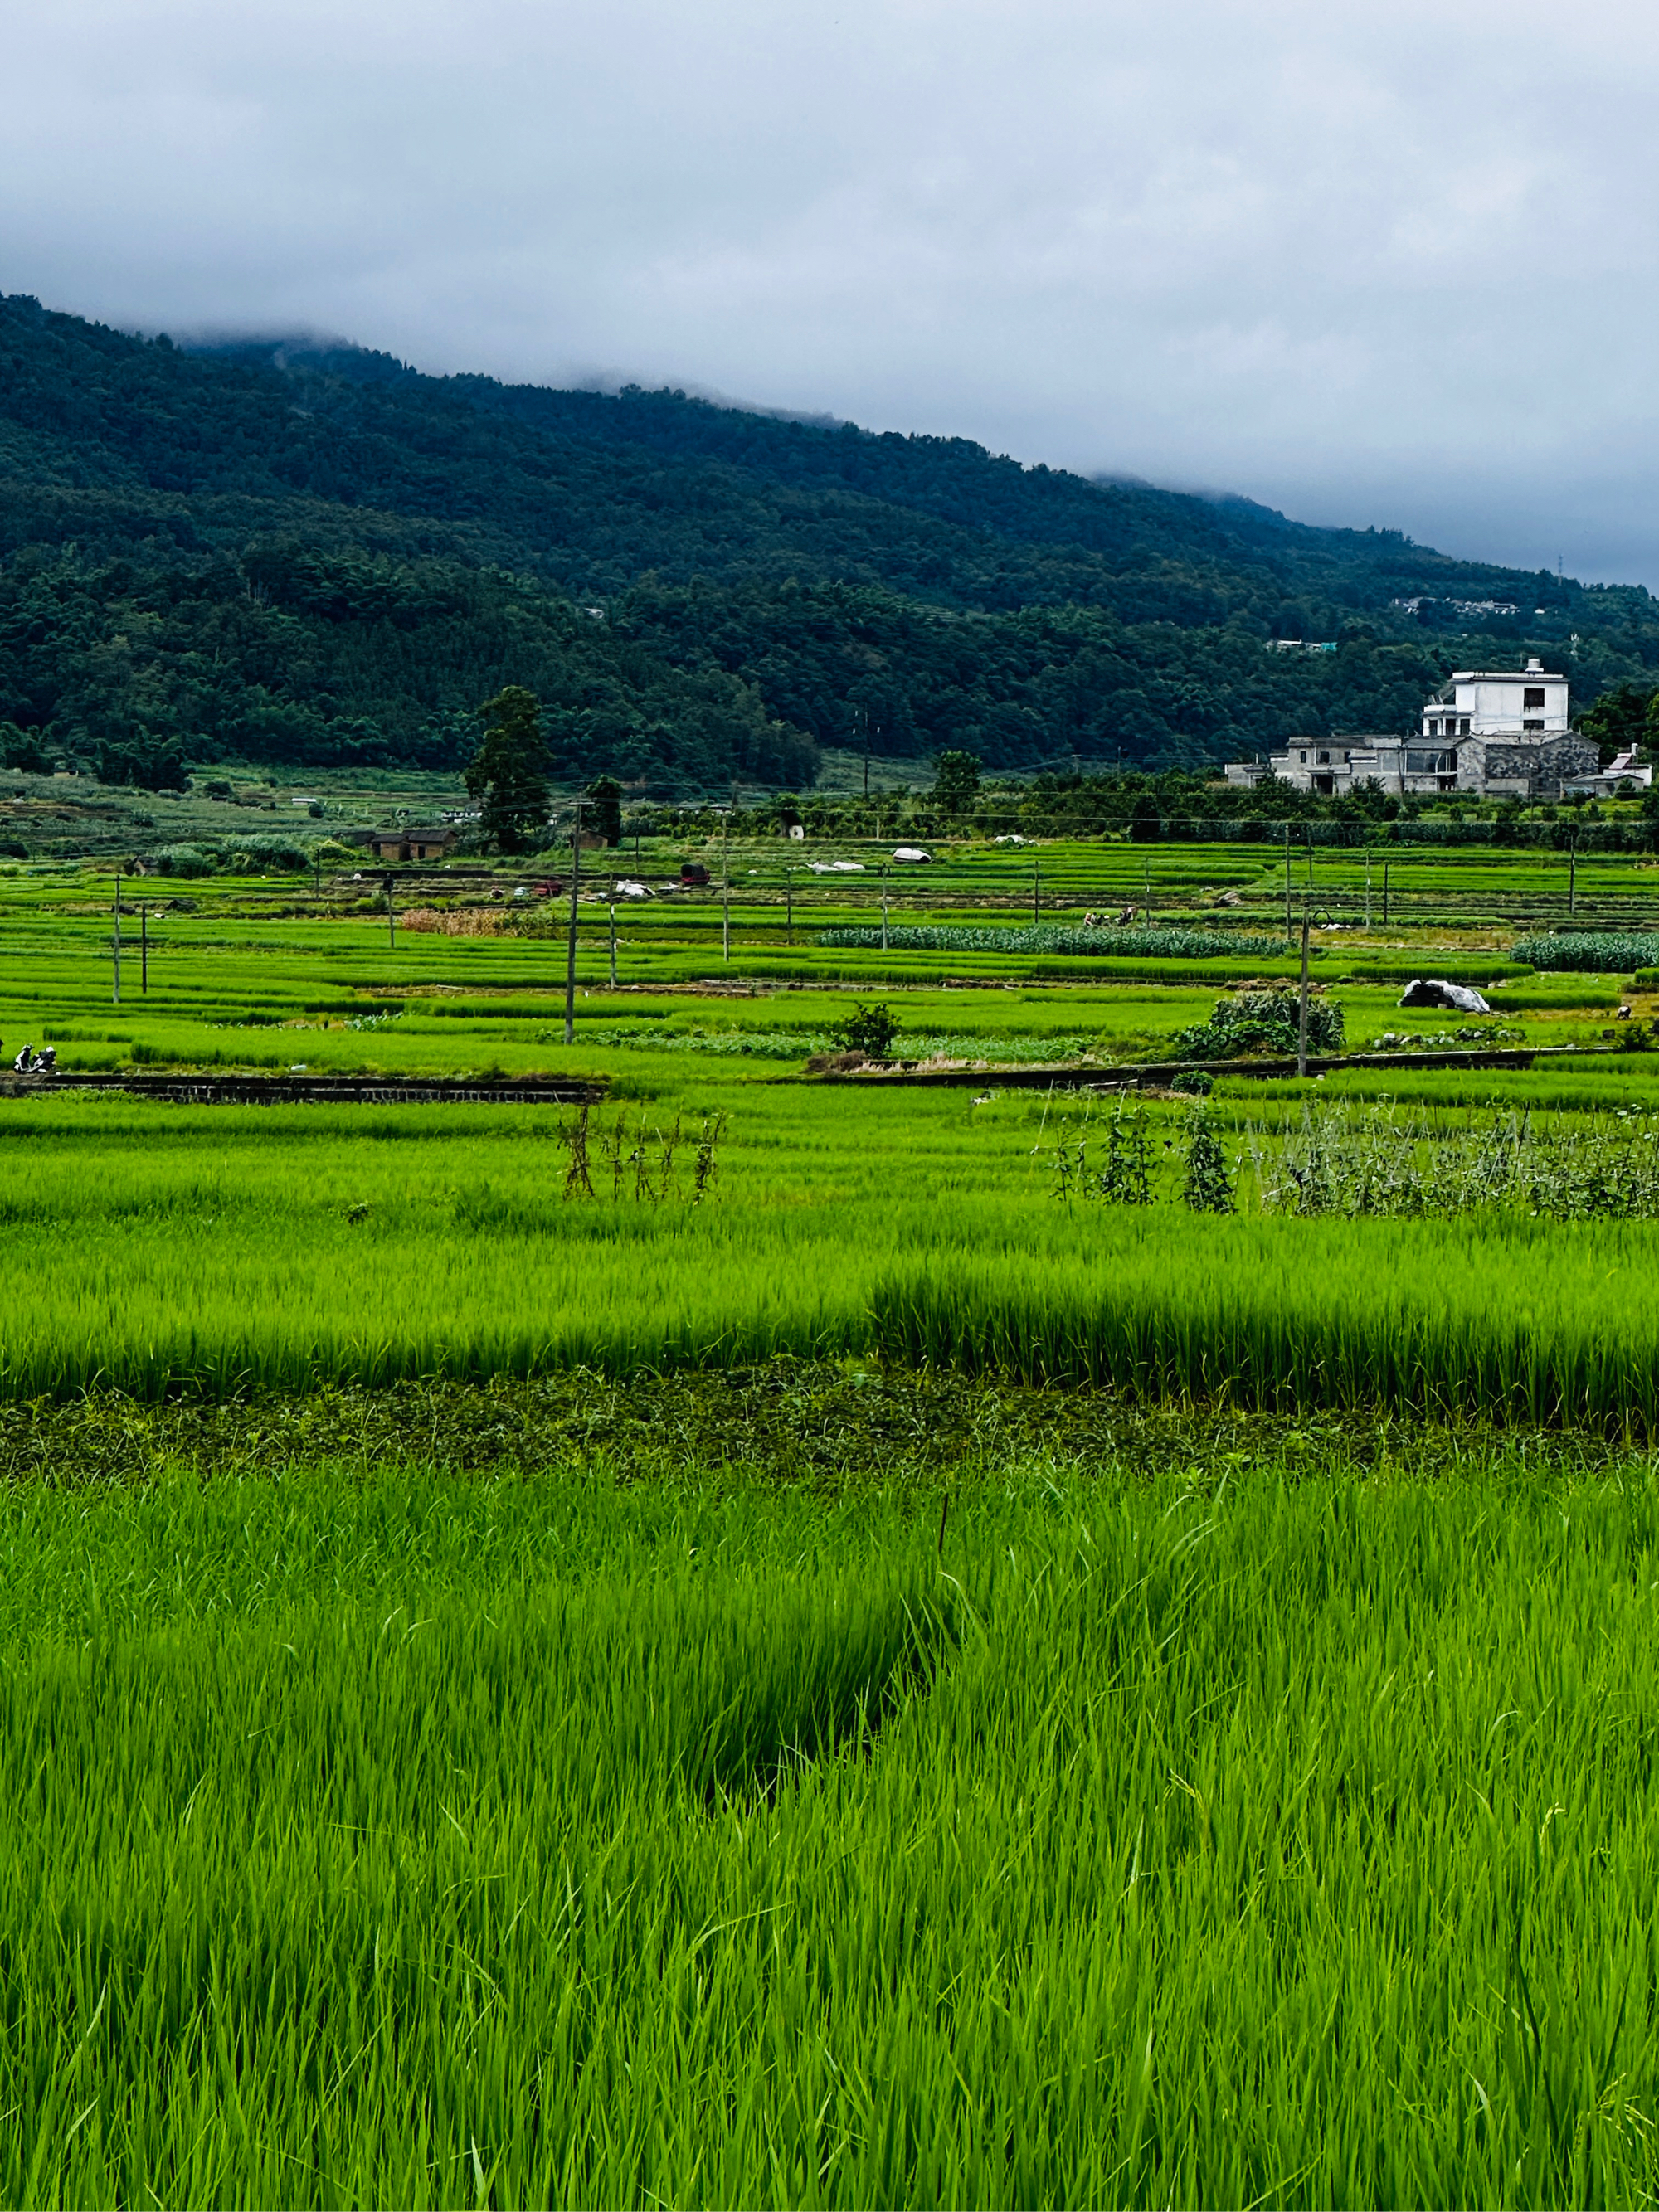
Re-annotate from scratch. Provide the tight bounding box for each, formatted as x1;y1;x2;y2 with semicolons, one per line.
1511;931;1659;971
818;923;1289;957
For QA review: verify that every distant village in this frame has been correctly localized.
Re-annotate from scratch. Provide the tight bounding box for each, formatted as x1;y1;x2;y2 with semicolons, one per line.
1226;661;1647;803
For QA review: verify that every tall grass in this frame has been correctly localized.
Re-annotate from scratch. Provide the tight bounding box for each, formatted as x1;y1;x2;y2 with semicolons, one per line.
5;1456;1659;2204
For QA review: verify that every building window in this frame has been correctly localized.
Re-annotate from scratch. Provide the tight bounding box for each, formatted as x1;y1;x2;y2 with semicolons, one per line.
1460;719;1470;735
1525;687;1545;710
1524;720;1544;733
1317;751;1330;764
1299;750;1307;762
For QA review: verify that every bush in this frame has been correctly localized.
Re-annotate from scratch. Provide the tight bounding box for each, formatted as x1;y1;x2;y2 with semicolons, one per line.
829;1002;902;1058
152;843;214;878
1170;989;1344;1061
224;834;310;873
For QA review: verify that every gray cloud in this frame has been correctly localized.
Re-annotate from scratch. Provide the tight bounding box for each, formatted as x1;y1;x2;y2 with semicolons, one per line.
4;0;1657;581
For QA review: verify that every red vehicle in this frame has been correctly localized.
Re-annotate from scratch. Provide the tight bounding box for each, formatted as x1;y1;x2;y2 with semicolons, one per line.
679;863;711;886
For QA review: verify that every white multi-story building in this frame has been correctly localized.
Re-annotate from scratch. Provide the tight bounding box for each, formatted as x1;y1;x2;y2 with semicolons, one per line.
1224;659;1619;800
1418;659;1570;743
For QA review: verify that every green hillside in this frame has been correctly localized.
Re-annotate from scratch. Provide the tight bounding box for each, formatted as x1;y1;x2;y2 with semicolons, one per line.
2;292;1657;788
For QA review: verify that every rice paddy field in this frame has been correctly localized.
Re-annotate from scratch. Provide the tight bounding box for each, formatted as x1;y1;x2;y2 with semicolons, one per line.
10;831;1659;2205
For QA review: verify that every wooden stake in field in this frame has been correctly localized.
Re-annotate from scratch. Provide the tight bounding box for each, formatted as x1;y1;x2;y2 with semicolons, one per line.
1365;853;1372;931
1142;855;1150;926
1569;834;1578;916
112;871;121;1004
564;797;583;1046
1033;860;1040;926
786;864;793;942
1383;859;1389;926
881;865;889;953
1298;908;1311;1079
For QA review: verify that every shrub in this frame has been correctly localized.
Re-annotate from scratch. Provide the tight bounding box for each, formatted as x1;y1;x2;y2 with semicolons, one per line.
224;834;310;873
830;1002;902;1058
1170;989;1344;1061
152;843;214;878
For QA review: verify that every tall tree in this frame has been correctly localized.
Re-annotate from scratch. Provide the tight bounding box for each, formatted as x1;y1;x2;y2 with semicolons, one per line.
932;749;982;813
466;687;548;853
585;775;624;848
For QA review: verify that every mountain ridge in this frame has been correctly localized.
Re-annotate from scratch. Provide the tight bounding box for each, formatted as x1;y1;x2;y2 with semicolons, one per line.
1;292;1653;790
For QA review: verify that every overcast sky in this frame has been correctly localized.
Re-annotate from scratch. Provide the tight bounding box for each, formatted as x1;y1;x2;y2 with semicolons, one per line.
4;0;1658;586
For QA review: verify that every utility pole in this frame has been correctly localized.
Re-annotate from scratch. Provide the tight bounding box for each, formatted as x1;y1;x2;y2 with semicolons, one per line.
112;871;121;1004
786;864;793;942
1297;908;1311;1079
563;797;583;1045
1142;856;1151;928
1383;859;1389;927
1283;824;1292;938
1305;829;1314;891
881;864;889;953
1033;861;1040;926
385;872;396;952
140;902;148;995
608;897;617;989
1569;834;1578;917
1365;853;1372;931
721;806;731;963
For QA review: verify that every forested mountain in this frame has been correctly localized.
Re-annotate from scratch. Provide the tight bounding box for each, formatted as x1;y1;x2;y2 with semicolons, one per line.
2;290;1657;789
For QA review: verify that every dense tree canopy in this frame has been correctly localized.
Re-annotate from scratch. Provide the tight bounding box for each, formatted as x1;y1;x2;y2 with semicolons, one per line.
2;290;1657;789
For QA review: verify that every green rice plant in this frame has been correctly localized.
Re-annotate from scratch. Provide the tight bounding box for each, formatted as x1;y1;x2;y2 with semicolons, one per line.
5;1453;1659;2202
868;1211;1659;1436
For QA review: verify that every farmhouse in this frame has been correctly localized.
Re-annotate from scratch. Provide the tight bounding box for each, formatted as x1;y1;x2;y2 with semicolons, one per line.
1224;659;1621;800
368;827;459;863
